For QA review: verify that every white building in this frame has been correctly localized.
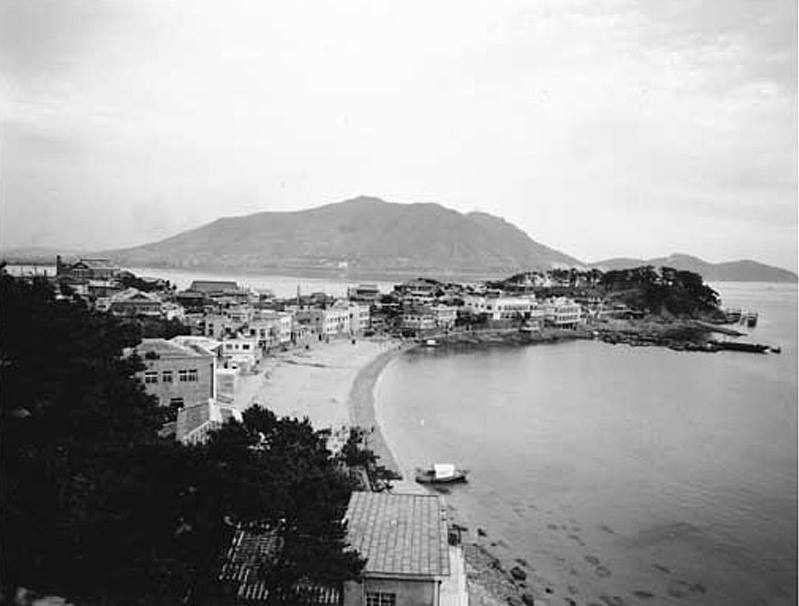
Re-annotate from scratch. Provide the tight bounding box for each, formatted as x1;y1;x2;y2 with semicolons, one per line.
462;295;537;321
432;305;458;329
348;302;371;334
247;311;293;347
221;334;261;371
543;297;582;327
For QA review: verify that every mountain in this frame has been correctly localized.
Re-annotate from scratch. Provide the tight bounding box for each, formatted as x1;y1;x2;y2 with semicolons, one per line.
104;196;582;278
591;254;797;283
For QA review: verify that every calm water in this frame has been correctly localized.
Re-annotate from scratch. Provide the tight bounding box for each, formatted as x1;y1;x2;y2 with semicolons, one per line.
376;283;797;606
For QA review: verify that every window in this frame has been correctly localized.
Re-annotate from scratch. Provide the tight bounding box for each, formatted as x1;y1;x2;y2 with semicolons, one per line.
188;369;198;382
144;371;158;384
169;397;184;408
162;370;173;383
242;343;250;350
366;592;396;606
179;369;189;382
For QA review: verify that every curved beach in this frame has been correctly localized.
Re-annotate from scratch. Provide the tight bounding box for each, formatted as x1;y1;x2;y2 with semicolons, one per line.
346;342;414;478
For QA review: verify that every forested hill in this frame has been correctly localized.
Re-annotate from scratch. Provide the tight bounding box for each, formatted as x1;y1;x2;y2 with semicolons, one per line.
591;254;797;283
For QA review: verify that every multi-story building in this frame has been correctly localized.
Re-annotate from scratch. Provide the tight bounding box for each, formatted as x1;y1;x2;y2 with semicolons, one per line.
221;334;260;371
462;295;537;321
432;305;458;330
348;302;371;335
543;297;582;327
401;307;437;333
56;256;119;281
130;338;216;409
247;310;293;347
108;288;165;317
347;283;381;303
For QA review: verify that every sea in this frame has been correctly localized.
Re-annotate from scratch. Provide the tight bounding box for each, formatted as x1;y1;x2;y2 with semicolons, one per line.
375;282;798;606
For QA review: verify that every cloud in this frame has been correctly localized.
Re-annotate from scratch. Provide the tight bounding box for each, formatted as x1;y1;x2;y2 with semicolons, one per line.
0;0;795;269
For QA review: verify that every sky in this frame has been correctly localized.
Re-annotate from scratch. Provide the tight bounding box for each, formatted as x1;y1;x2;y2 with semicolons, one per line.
1;0;796;270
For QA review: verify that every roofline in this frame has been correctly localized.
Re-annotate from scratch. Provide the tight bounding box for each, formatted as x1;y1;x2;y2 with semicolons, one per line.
362;571;446;581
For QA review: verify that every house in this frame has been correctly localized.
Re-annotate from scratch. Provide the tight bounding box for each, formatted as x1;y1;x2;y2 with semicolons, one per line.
219;526;340;604
247;311;293;348
201;312;242;340
56;255;119;281
401;307;437;334
343;492;451;606
348;284;381;303
432;305;457;330
543;297;582;327
221;334;261;371
130;338;216;409
295;305;351;339
348;303;371;335
462;295;536;321
176;399;242;445
108;288;164;317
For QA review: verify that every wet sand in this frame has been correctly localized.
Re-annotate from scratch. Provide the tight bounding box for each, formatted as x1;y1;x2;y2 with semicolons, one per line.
346;341;416;477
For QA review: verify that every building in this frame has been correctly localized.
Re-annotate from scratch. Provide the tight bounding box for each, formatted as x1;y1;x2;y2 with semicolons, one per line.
343;492;451;606
543;297;582;327
348;283;381;303
295;305;352;339
108;288;164;317
176;399;242;445
188;280;241;297
130;338;216;409
56;256;119;281
218;526;340;604
432;305;458;330
401;307;437;333
201;312;242;340
221;334;261;371
349;303;371;335
462;295;536;321
247;311;293;347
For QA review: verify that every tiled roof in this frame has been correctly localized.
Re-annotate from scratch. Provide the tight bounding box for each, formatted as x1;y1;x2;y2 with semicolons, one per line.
111;287;163;303
345;492;450;578
219;528;340;604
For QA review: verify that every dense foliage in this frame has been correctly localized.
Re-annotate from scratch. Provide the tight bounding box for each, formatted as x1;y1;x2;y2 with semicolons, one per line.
1;271;363;605
600;266;720;316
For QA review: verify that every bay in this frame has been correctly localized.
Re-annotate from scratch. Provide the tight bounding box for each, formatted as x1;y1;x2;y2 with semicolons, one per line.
375;282;797;606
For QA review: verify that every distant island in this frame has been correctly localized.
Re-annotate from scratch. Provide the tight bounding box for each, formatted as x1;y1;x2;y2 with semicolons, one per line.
2;197;796;282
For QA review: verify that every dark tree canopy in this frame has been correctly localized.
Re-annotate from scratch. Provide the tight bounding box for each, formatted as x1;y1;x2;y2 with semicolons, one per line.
1;270;363;605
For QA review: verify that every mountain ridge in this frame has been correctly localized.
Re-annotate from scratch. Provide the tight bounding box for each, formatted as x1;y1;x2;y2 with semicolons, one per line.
590;253;797;283
102;196;582;277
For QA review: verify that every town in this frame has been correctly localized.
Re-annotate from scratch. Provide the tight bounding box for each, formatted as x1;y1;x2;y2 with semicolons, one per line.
2;256;763;606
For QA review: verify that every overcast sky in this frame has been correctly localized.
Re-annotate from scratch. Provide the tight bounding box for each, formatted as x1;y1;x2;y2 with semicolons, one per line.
1;0;796;269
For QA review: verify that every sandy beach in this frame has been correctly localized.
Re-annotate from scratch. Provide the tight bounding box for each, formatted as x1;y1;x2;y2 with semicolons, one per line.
232;337;410;458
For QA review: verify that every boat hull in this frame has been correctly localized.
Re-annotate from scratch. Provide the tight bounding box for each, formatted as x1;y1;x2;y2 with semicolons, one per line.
415;469;468;484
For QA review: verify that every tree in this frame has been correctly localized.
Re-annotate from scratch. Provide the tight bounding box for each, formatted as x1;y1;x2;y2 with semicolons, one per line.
1;271;365;605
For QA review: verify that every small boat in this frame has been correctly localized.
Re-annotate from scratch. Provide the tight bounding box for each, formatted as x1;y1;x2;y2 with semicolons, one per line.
415;463;468;484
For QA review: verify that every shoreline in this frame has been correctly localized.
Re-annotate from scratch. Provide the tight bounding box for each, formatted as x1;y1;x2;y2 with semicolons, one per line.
346;341;416;478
